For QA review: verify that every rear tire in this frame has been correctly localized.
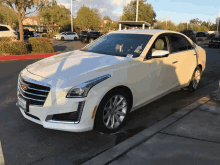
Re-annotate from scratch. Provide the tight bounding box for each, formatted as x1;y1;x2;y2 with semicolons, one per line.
187;67;202;92
61;37;65;41
94;89;131;134
74;37;77;41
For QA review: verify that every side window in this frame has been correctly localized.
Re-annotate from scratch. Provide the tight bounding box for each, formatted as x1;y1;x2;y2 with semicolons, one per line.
0;26;9;31
146;35;169;58
170;34;192;53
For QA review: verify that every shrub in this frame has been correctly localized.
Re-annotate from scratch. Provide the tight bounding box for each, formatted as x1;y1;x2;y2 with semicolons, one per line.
0;41;27;55
0;37;12;42
28;37;54;53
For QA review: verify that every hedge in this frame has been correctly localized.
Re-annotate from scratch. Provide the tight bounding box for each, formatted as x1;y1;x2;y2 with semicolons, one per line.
0;41;27;55
0;37;12;42
28;37;54;53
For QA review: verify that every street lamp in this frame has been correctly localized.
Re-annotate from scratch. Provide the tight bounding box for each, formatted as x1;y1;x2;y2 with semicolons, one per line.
135;0;139;29
165;16;169;29
71;0;78;32
187;20;190;30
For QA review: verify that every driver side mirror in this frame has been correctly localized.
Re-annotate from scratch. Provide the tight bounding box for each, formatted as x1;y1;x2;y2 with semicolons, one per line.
152;50;169;58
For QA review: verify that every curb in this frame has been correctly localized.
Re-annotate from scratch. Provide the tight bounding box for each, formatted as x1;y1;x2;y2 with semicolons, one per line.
0;53;55;61
82;96;211;165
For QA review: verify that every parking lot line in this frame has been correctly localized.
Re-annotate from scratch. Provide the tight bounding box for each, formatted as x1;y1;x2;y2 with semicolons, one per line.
0;141;5;165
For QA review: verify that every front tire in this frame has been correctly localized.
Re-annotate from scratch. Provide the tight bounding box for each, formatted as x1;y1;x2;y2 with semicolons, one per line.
61;37;65;41
187;67;202;91
95;89;131;134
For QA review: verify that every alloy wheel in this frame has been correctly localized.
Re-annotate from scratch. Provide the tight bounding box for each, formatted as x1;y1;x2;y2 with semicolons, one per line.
193;69;201;89
102;95;127;130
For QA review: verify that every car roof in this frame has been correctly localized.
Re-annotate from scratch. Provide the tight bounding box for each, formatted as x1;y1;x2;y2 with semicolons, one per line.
110;29;183;36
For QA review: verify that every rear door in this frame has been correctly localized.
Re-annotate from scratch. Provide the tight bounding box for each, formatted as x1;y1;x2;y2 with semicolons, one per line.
169;33;197;86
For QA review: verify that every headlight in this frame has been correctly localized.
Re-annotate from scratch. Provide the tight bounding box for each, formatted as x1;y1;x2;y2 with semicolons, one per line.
66;74;111;98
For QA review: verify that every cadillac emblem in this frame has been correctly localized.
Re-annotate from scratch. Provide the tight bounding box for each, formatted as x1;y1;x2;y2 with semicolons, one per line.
21;83;29;91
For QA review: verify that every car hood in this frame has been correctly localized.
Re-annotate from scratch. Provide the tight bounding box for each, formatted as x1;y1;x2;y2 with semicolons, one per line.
26;50;133;84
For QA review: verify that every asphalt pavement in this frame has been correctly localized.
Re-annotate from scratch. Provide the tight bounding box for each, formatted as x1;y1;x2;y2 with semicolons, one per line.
83;87;220;165
0;43;220;165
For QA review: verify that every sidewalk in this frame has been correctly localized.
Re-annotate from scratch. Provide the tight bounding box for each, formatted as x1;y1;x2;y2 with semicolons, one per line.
83;89;220;165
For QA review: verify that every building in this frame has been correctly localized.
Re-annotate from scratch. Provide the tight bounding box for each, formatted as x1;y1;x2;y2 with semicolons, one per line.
22;16;60;32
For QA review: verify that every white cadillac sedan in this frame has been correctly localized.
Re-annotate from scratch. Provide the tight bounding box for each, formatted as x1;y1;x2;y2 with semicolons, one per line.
17;30;206;133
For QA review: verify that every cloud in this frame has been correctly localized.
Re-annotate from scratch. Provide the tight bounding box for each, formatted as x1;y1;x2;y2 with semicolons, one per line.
111;0;132;7
112;11;123;17
99;8;106;13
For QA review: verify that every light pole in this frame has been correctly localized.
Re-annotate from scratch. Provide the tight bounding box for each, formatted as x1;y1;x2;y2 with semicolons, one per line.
71;0;77;32
165;16;169;29
135;0;139;29
217;10;220;35
187;20;189;30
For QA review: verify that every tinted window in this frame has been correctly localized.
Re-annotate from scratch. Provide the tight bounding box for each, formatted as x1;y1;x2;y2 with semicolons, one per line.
212;38;220;41
81;33;152;57
170;34;193;53
0;26;9;31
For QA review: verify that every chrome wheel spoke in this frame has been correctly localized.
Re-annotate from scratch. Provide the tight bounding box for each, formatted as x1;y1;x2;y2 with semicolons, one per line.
116;97;124;106
111;115;115;128
113;96;118;108
116;104;126;111
106;115;111;126
116;111;126;116
104;111;111;120
114;114;121;124
109;98;113;109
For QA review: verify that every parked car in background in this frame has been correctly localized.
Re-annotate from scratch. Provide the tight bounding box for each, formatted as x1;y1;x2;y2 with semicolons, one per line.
209;37;220;48
53;32;79;41
0;24;18;40
196;31;209;37
33;32;40;37
81;30;103;43
79;31;89;41
180;30;197;43
17;29;206;133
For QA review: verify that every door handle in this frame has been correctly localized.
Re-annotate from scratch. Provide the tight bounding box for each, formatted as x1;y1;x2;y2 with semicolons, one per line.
172;61;178;64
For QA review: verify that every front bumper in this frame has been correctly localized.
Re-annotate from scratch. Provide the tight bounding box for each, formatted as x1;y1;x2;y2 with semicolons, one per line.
16;72;100;132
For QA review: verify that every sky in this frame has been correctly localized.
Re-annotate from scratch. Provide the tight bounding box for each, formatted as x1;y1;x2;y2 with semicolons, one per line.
28;0;220;24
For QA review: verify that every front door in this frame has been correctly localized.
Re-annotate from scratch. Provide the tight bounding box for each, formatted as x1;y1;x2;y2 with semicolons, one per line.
132;34;179;107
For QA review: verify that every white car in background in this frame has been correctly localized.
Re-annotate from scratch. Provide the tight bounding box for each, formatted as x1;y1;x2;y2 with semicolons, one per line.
53;31;79;41
17;30;206;134
33;32;41;37
0;24;18;40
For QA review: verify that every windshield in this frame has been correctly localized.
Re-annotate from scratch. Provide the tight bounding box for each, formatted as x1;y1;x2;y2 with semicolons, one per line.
81;33;153;57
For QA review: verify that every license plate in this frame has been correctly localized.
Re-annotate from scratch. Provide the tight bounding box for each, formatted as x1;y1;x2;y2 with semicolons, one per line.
18;97;26;112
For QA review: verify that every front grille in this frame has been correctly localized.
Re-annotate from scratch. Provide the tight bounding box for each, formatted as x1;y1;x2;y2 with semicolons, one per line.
18;75;50;106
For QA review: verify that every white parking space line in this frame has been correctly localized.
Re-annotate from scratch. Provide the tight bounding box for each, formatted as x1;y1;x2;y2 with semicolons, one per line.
0;141;5;165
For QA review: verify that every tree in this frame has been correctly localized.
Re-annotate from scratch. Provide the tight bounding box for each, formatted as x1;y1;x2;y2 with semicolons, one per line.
103;15;111;21
189;18;202;26
176;23;187;32
75;6;101;31
0;4;18;29
153;20;176;31
0;0;46;41
38;3;71;33
121;0;156;25
92;8;102;20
